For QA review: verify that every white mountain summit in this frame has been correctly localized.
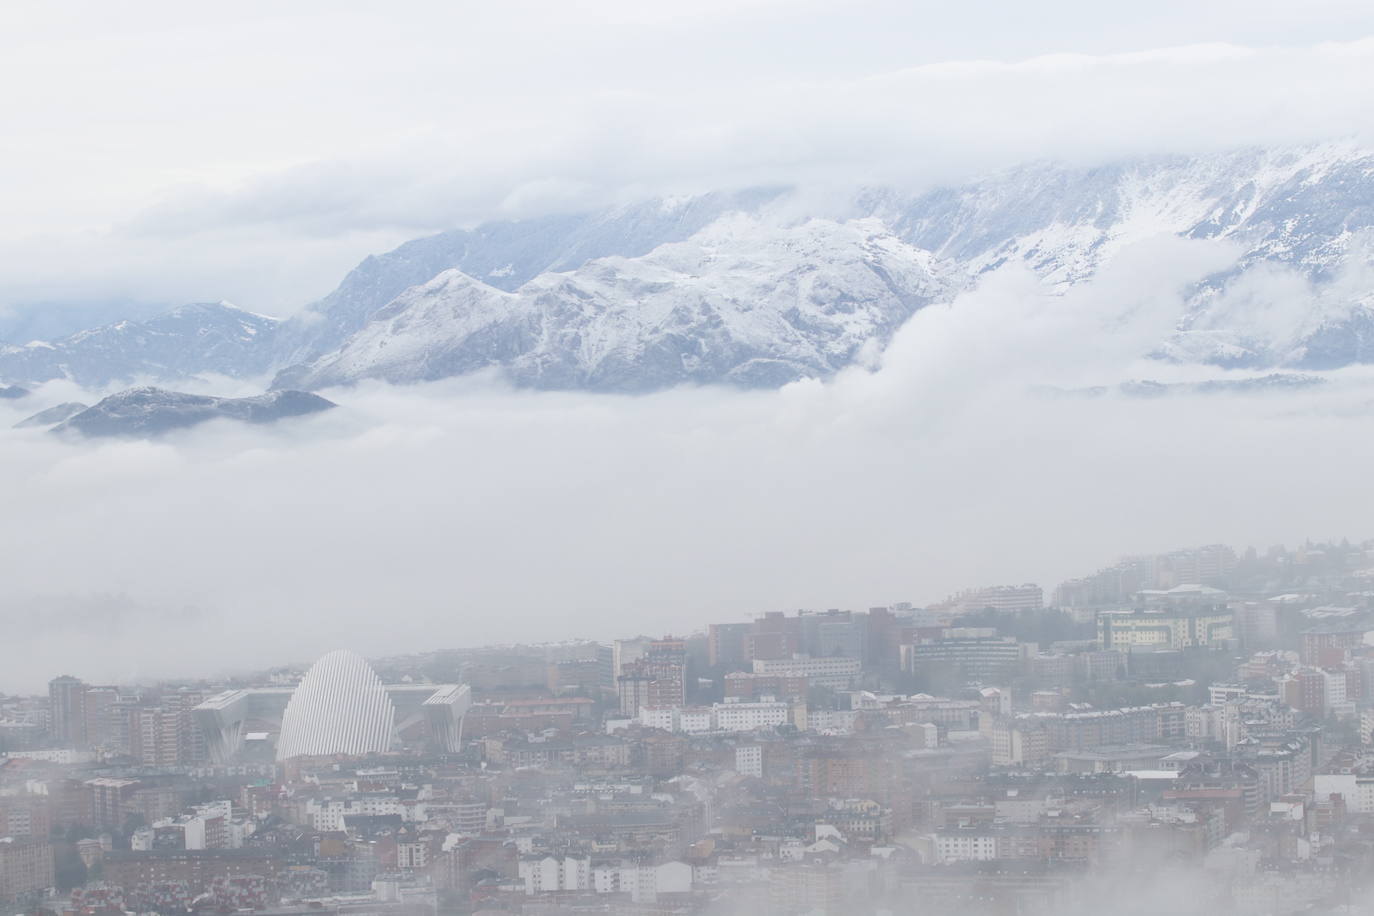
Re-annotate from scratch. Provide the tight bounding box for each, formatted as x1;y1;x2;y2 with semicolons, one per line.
275;216;960;391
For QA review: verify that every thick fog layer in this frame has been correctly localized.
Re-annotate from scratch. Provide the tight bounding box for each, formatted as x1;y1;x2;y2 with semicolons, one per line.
1;236;1370;691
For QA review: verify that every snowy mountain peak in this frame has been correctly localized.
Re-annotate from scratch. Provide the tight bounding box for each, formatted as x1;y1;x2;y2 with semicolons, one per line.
274;214;960;392
8;145;1374;393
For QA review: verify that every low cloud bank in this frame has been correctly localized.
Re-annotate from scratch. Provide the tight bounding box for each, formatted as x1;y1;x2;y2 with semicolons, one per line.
2;238;1372;691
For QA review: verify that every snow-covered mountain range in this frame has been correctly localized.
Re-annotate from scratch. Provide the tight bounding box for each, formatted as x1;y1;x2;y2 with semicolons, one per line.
4;144;1373;393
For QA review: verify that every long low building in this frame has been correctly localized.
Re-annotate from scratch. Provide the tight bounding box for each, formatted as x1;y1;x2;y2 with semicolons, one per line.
101;849;284;901
900;629;1024;682
750;656;862;689
1053;743;1175;774
638;700;796;734
1097;605;1234;650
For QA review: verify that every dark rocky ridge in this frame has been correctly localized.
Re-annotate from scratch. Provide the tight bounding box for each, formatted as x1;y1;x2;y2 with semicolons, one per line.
52;388;335;438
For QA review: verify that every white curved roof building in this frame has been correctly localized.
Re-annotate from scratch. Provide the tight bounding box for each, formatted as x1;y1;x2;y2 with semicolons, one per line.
276;650;397;761
196;650;472;763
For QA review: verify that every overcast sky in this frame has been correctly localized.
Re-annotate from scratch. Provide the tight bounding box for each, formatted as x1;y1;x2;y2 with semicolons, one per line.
2;0;1374;315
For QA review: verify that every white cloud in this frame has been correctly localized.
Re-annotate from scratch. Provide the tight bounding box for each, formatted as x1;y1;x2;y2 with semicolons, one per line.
0;2;1373;313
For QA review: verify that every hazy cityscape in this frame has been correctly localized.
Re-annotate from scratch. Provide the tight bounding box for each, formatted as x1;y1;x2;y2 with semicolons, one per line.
4;539;1374;913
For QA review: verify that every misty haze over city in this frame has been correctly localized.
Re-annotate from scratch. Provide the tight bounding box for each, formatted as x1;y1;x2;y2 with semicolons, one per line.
5;2;1374;915
4;240;1374;692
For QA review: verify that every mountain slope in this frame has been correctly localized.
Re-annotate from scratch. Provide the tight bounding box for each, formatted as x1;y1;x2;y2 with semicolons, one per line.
870;146;1367;280
275;216;959;391
270;187;789;366
0;303;280;388
866;144;1374;366
14;402;86;429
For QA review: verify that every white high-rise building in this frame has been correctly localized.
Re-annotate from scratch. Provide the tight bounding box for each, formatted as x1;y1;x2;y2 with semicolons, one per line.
712;700;789;732
612;638;652;678
735;745;763;778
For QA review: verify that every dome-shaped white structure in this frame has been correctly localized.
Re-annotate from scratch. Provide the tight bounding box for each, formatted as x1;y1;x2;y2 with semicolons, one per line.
276;650;396;760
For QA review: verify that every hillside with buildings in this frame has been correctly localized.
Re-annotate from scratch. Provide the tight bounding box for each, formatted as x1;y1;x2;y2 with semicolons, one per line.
5;538;1374;913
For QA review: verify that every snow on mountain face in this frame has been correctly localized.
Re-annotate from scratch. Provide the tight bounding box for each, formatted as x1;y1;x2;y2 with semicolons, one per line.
51;387;335;437
279;143;1374;391
275;216;960;391
269;187;789;366
873;146;1362;281
0;302;280;388
869;144;1374;367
